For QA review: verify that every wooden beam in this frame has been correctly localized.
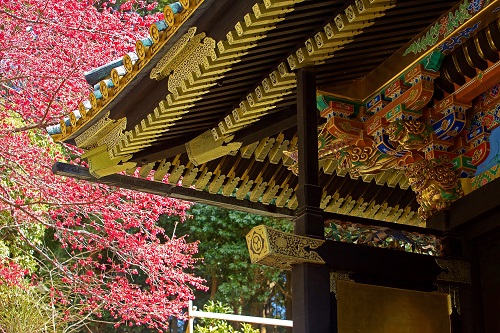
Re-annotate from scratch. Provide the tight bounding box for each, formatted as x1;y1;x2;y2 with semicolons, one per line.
431;177;500;234
318;240;444;289
52;162;294;219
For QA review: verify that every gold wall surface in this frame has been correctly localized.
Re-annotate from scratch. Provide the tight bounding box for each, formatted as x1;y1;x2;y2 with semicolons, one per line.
337;281;451;333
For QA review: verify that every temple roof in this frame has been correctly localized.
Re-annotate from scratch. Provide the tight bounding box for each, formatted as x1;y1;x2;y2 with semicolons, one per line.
50;0;500;227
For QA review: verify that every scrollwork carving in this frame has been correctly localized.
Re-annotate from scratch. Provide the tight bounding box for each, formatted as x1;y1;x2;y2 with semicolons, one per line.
150;27;198;81
405;159;463;219
75;112;114;149
167;34;216;94
386;119;432;151
246;225;325;270
436;258;471;284
335;139;401;178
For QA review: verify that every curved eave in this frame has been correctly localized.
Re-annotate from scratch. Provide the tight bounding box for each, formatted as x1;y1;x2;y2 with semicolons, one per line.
51;0;215;144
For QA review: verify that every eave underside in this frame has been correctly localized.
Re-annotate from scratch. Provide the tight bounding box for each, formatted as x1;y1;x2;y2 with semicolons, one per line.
55;0;474;226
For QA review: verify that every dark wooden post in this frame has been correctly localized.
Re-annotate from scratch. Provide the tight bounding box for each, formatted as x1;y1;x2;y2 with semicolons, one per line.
292;68;331;333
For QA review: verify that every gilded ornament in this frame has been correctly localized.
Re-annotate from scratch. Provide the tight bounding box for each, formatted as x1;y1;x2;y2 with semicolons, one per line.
78;100;90;118
59;118;67;136
335;141;401;178
335;15;344;30
149;21;163;43
339;122;352;131
386;119;432;150
246;225;325;270
89;91;100;110
405;159;463;219
150;27;198;81
110;66;126;87
75;112;115;149
123;52;138;73
135;38;152;60
164;5;176;26
167;35;216;94
330;271;352;295
69;112;78;127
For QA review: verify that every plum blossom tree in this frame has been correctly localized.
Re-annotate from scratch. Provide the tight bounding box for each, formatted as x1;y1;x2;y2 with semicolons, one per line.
0;0;205;331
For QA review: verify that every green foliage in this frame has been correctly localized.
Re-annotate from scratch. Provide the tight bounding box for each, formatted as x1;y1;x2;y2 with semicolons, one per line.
0;284;52;333
195;301;259;333
161;205;292;317
0;211;44;273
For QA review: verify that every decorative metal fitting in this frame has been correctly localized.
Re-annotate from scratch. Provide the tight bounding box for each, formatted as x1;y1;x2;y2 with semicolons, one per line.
246;225;325;270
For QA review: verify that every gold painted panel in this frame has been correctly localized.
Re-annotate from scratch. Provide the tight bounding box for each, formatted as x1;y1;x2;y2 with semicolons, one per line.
337;281;451;333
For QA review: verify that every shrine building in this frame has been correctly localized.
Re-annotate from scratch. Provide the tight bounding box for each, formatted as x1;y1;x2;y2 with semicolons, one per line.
49;0;500;332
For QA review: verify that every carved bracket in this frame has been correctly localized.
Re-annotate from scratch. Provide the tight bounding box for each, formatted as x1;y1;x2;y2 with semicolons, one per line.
81;144;136;178
330;271;353;298
435;258;471;284
246;225;325;270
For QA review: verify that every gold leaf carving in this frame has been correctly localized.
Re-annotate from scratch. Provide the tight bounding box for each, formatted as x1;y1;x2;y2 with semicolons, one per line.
167;34;216;94
246;225;325;270
75;112;113;149
150;27;198;81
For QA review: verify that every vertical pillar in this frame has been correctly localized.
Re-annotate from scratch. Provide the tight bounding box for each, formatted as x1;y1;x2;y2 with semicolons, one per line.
460;238;485;333
292;68;331;333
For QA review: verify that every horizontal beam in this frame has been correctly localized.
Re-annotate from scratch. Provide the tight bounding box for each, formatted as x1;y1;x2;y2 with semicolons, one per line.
434;177;500;237
318;240;445;287
52;162;295;219
130;106;297;165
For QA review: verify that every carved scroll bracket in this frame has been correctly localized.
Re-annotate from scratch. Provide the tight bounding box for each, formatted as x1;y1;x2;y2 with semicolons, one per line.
435;258;471;284
246;225;325;270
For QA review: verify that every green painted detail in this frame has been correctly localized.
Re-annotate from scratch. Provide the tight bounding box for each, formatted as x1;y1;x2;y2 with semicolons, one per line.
452;155;476;170
316;95;330;112
445;1;472;37
403;23;440;56
386;104;402;120
421;51;445;71
403;0;474;56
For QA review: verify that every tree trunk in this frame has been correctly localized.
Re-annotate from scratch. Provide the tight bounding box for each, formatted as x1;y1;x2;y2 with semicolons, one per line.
210;275;218;300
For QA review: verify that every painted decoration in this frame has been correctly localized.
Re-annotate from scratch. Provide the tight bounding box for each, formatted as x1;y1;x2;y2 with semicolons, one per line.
403;0;486;56
325;220;443;256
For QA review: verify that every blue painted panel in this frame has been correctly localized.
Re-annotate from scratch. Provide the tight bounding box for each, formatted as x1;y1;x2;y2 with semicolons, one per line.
476;126;500;175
